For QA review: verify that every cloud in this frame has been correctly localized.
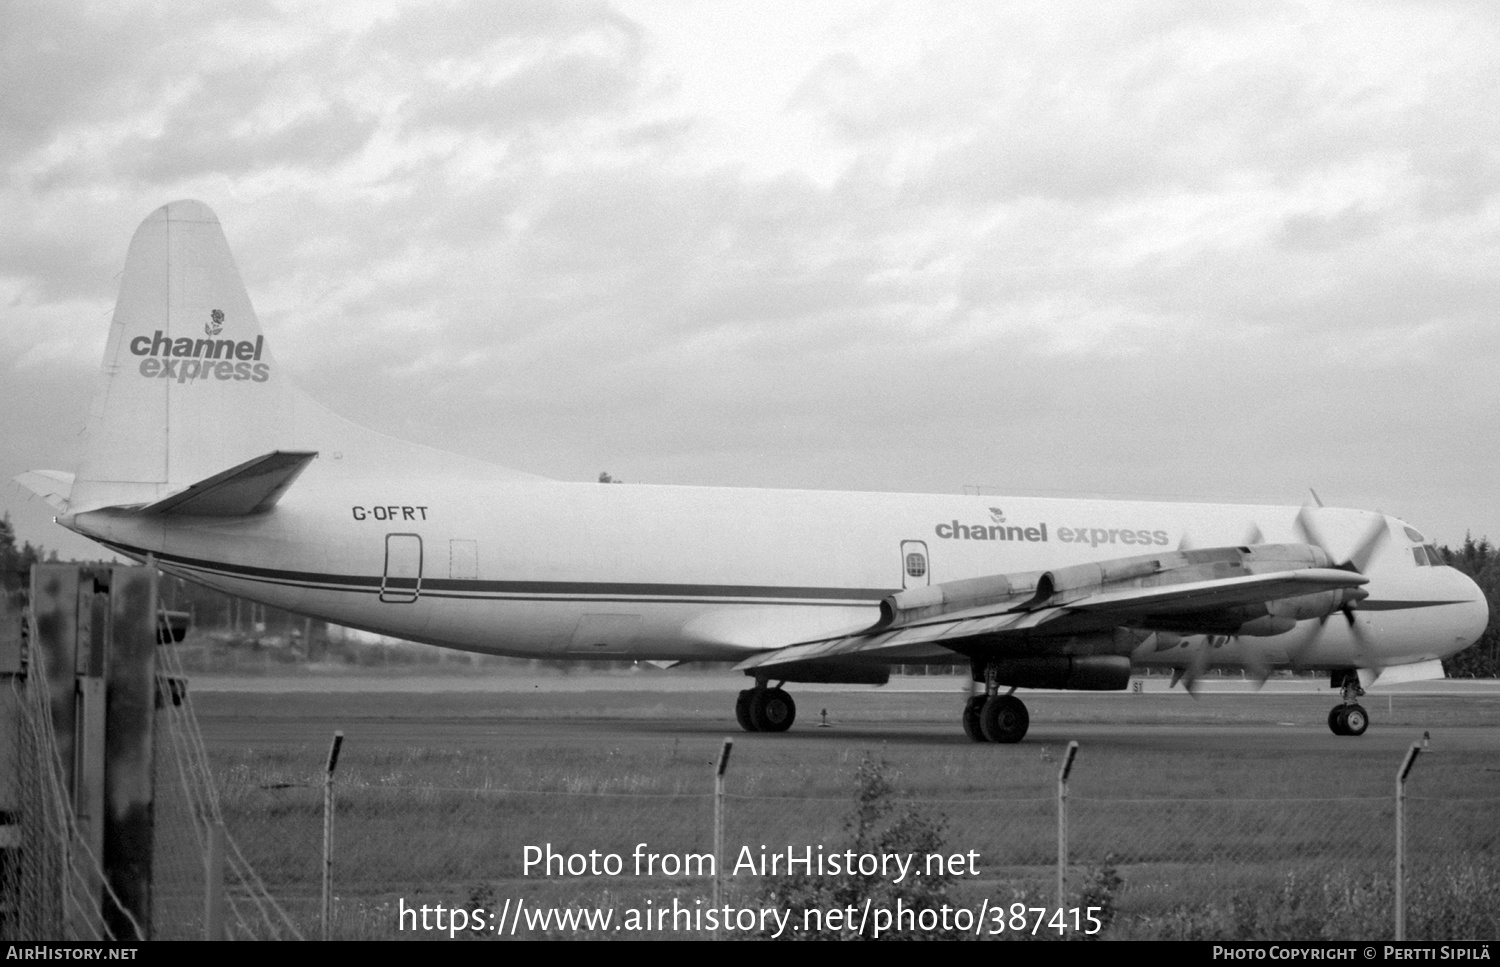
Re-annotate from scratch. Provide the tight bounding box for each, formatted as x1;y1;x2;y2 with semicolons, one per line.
364;0;636;62
1;0;1499;550
118;101;381;184
0;2;287;167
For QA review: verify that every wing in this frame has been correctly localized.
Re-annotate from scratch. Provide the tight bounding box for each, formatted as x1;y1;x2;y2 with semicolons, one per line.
735;543;1368;680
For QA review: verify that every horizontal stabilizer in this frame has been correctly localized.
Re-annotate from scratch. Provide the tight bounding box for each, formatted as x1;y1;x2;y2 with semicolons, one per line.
140;450;318;517
14;470;76;511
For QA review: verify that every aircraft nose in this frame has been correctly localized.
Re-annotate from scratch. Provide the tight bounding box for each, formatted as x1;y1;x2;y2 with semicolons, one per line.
1451;570;1492;652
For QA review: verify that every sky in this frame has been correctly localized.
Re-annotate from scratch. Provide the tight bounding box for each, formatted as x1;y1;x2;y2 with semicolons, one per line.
2;0;1497;561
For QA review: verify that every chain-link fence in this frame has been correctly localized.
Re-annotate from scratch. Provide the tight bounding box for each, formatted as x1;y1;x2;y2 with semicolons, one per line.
189;747;1498;940
2;647;152;941
3;675;71;939
151;635;304;940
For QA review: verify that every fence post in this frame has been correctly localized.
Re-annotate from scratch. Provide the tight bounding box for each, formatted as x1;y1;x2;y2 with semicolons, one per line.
204;821;226;940
1057;741;1079;909
321;731;343;941
712;739;733;940
1395;742;1422;941
0;585;24;938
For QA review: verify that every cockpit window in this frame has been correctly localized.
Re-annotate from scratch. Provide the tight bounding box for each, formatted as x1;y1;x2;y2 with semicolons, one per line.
1423;544;1444;567
1403;526;1425;543
1412;547;1428;567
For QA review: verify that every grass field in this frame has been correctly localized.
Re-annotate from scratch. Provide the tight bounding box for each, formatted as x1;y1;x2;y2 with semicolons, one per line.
156;676;1500;940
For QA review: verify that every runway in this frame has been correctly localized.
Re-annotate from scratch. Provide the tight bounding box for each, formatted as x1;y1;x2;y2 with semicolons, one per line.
184;671;1500;763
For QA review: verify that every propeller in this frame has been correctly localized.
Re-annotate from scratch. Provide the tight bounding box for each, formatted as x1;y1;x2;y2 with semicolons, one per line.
1167;512;1384;693
1167;524;1271;693
1169;636;1277;695
1293;505;1390;578
1291;505;1390;672
1239;649;1272;690
1170;634;1219;696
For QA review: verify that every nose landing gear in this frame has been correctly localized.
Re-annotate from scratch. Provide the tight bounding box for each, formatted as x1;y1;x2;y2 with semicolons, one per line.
1328;674;1369;736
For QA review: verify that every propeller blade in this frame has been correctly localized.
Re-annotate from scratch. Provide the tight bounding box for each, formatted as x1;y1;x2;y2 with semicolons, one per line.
1287;619;1321;669
1344;515;1390;574
1339;587;1370;625
1293;505;1328;556
1294;506;1389;574
1181;637;1212;697
1295;595;1383;676
1240;649;1271;690
1346;610;1384;675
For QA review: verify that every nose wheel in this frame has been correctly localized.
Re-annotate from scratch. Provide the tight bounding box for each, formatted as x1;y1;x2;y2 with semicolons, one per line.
1329;703;1369;736
1328;676;1369;736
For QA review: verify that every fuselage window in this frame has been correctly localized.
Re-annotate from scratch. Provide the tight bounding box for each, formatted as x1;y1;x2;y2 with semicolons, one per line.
905;552;927;578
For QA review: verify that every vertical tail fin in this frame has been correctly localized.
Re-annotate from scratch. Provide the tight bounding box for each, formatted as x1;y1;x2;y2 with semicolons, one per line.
71;200;299;511
62;199;540;515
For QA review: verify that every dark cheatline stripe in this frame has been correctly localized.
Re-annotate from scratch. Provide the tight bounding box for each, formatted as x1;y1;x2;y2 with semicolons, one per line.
99;540;893;605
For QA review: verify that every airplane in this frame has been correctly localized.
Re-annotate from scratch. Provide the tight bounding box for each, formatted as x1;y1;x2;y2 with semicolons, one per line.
14;200;1490;742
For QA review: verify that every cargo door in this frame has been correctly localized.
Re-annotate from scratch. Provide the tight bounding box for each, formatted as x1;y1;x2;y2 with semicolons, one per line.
381;533;423;603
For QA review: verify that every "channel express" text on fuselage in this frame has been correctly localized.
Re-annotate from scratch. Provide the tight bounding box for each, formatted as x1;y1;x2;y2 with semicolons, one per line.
934;520;1171;548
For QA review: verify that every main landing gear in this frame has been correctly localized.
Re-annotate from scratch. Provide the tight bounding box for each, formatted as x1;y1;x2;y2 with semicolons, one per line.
963;665;1030;743
736;683;796;732
1328;675;1369;737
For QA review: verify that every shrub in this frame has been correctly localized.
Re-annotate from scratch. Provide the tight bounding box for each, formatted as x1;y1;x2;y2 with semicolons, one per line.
758;754;957;940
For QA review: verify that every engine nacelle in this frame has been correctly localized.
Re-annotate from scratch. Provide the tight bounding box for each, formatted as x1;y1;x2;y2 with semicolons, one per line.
880;571;1040;626
1227;586;1369;634
986;655;1131;691
1266;587;1368;621
1235;615;1298;637
745;661;891;685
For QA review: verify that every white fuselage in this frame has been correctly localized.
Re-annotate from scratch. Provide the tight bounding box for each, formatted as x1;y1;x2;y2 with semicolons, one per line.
65;467;1488;673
